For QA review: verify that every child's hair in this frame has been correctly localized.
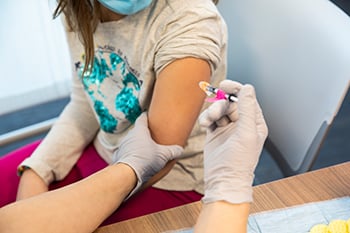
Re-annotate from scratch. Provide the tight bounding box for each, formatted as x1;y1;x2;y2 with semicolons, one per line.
53;0;100;74
53;0;219;74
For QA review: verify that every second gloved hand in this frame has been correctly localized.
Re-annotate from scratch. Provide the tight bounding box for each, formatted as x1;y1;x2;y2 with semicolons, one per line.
113;112;184;198
199;80;242;130
200;81;268;204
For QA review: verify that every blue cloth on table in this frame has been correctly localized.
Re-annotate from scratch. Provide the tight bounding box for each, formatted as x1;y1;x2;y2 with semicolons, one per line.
167;196;350;233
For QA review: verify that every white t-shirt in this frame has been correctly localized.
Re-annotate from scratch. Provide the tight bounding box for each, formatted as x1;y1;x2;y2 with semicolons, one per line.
20;0;227;194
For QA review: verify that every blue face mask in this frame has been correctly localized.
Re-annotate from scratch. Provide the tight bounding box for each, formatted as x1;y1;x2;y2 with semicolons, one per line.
98;0;152;15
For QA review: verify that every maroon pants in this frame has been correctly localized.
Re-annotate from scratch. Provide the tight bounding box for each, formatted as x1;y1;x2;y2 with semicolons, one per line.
0;140;202;226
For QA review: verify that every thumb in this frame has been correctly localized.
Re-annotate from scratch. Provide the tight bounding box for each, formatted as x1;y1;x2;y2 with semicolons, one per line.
156;143;184;160
237;84;257;129
134;112;148;127
219;79;243;94
135;112;184;158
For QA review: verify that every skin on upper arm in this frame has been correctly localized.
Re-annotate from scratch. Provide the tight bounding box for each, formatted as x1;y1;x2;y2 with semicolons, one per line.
140;57;211;188
148;57;211;146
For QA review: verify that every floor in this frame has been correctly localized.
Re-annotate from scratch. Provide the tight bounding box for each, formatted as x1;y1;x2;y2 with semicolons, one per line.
0;0;349;186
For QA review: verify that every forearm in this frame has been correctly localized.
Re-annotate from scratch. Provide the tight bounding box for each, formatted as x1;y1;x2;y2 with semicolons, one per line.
194;81;267;233
0;163;136;233
194;201;250;233
16;169;48;200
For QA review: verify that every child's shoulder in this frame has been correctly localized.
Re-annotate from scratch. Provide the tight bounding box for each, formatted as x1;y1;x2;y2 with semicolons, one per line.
154;0;220;21
164;0;218;11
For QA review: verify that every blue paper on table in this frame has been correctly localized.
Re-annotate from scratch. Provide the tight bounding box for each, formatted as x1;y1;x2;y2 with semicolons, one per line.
167;196;350;233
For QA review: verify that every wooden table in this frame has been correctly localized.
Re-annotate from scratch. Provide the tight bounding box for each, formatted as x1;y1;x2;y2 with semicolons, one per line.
95;161;350;233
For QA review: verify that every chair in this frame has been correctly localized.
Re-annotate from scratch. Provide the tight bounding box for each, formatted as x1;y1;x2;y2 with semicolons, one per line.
217;0;350;176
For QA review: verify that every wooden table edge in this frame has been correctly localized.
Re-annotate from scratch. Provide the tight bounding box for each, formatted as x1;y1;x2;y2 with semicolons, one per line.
95;161;350;232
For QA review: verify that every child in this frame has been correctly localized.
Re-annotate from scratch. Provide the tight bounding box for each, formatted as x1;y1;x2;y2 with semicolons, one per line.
0;80;268;233
0;0;227;225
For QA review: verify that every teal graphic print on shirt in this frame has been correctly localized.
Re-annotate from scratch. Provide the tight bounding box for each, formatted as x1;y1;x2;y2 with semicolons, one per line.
77;46;142;133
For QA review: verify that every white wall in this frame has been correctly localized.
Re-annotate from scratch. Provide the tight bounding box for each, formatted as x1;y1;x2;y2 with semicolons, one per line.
0;0;71;115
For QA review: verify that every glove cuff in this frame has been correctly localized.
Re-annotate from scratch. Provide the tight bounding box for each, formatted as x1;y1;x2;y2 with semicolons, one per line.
117;145;183;201
124;178;143;201
116;161;148;201
203;173;254;204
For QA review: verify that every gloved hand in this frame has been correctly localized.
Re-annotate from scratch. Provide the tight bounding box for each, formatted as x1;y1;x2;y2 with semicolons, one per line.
199;80;242;130
199;80;268;204
113;112;184;198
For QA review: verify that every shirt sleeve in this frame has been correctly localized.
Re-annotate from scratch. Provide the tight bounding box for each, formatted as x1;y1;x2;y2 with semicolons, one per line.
18;30;100;185
154;2;227;77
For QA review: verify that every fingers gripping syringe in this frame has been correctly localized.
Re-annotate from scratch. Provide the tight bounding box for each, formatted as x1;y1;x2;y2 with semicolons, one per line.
199;81;238;102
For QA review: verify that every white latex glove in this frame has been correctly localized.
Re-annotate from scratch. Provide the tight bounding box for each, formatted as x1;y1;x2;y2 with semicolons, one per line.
113;112;184;198
200;81;268;204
